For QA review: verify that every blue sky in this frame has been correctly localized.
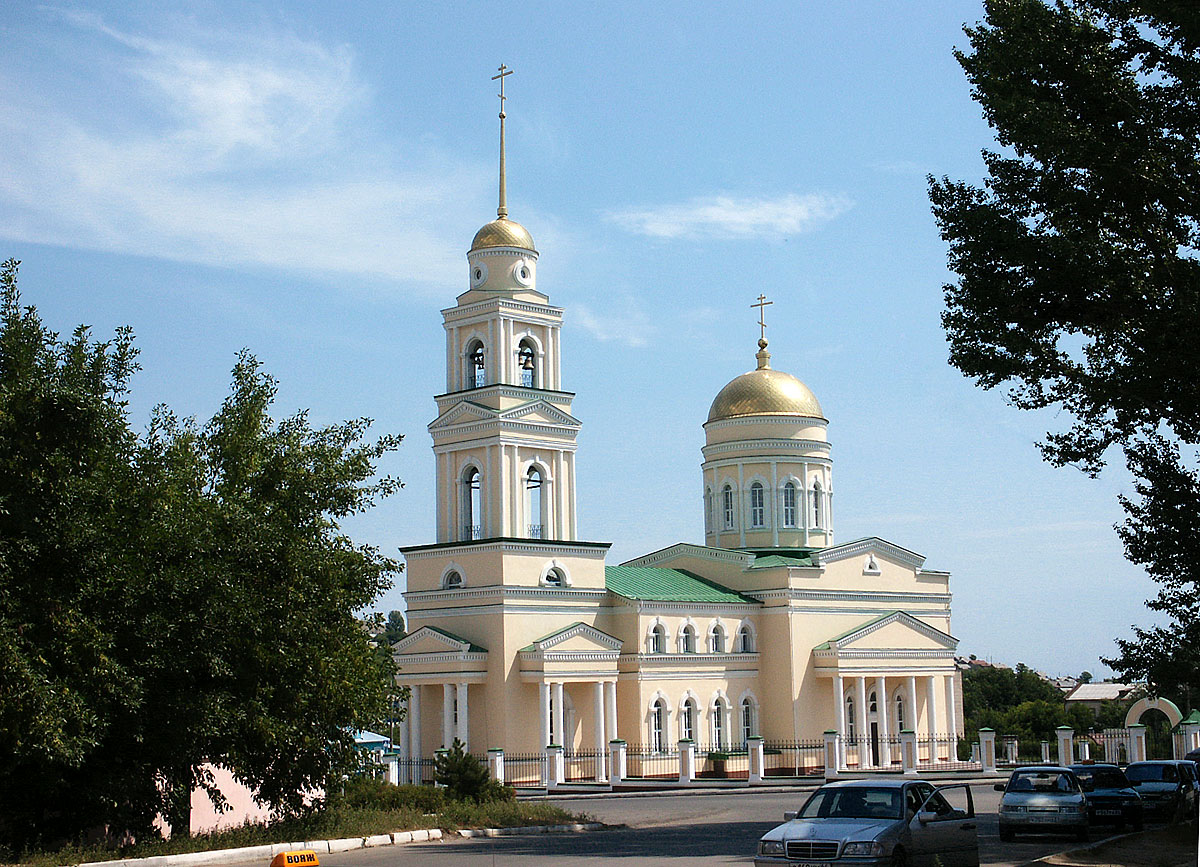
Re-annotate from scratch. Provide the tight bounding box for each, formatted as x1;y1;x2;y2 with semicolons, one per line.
0;1;1160;678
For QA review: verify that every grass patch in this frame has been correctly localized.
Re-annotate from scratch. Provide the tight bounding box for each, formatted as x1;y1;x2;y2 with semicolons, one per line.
7;791;588;867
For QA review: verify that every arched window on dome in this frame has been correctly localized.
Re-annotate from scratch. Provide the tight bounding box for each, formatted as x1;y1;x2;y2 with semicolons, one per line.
811;481;823;529
461;466;482;540
465;339;486;389
526;466;544;539
517;339;537;388
749;482;765;528
722;485;735;530
782;482;798;528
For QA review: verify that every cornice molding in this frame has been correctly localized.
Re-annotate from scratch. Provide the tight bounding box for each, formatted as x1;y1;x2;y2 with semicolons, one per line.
405;585;610;602
704;416;828;432
402;539;610;558
621;542;756;569
816;537;927;570
749;589;953;605
825;610;958;651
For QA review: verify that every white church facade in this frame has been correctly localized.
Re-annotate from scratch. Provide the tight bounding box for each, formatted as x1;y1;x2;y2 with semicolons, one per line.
393;75;965;782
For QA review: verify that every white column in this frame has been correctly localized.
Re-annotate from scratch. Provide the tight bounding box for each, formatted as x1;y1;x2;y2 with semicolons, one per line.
856;676;869;768
408;685;422;759
737;463;746;548
593;681;606;781
875;676;890;767
944;674;958;742
552;682;565;747
539;682;551;748
442;683;454;748
605;680;618;743
833;675;846;770
926;676;939;739
906;676;917;731
770;460;780;547
456;682;469;749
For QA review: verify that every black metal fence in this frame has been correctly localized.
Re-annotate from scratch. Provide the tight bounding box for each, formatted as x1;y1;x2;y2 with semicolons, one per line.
694;744;749;779
625;745;680;779
564;748;604;782
762;740;826;777
503;752;548;787
395;756;435;785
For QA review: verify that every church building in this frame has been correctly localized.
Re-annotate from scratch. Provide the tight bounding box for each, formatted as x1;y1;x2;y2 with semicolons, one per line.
393;72;964;780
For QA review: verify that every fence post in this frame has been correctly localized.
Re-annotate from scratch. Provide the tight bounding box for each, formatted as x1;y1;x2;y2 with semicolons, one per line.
488;748;504;785
1078;737;1090;762
900;730;917;776
1041;740;1051;763
678;740;696;783
1004;737;1018;765
1184;722;1200;754
978;728;996;773
823;731;839;780
748;736;764;783
609;739;627;783
546;744;564;787
384;758;399;785
1055;727;1073;767
1128;724;1147;763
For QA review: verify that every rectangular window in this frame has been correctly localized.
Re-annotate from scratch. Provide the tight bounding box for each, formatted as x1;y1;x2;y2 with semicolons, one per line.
783;485;796;527
722;488;734;530
750;485;764;528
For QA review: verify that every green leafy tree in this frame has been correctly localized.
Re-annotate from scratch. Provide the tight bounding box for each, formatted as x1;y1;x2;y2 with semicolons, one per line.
928;0;1200;706
0;260;404;851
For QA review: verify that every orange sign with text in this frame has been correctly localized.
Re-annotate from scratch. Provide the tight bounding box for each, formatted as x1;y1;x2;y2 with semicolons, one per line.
270;851;319;867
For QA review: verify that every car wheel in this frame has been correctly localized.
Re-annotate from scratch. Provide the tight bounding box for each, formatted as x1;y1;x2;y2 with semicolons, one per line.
998;827;1014;842
890;846;907;867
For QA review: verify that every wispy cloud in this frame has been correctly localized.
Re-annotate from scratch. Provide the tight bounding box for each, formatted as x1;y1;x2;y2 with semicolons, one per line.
573;296;653;348
0;11;485;289
606;193;851;240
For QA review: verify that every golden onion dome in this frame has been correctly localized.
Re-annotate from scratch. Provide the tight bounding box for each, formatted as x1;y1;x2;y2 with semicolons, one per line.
470;218;536;253
707;344;824;422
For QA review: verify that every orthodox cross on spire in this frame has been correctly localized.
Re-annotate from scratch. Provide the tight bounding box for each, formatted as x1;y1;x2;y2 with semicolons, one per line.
751;294;773;343
492;63;514;219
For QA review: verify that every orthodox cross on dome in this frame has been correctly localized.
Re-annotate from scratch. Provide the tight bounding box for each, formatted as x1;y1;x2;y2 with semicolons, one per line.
751;294;773;344
492;63;514;219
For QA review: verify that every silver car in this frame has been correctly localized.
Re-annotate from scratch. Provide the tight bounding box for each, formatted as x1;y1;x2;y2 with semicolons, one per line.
755;779;979;867
995;766;1088;841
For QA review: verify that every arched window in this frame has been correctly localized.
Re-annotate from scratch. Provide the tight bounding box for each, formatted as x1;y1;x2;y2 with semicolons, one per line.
722;485;735;530
869;691;878;715
651;699;667;752
543;567;566;587
526;466;544;539
462;466;482;540
680;624;697;654
737;624;755;653
812;481;823;529
708;624;726;654
681;698;697;741
749;482;765;528
895;693;906;732
704;487;714;534
741;697;757;745
466;340;486;389
845;694;856;740
517;339;537;388
782;482;797;527
443;570;463;589
711;698;727;748
650;623;667;654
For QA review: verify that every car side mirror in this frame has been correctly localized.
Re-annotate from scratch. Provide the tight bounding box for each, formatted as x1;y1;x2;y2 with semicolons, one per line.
993;783;1006;792
916;811;937;825
784;811;797;821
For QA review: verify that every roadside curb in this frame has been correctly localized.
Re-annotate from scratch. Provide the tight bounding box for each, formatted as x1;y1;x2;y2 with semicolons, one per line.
531;775;1002;801
76;829;445;867
457;822;602;838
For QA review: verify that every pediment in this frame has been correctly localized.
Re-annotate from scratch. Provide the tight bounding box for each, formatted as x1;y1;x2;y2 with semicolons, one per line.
815;537;926;571
820;611;957;652
393;626;483;657
429;400;498;431
523;621;623;653
498;400;581;427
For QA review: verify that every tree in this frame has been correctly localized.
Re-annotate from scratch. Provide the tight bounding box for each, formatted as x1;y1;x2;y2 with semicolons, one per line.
0;260;404;852
1078;671;1093;684
928;0;1200;706
384;610;407;645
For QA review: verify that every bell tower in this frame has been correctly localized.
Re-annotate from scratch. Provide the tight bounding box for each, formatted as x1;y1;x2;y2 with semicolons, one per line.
430;65;581;544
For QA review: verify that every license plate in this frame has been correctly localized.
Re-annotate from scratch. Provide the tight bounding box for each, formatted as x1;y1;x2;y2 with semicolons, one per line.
1027;814;1060;822
1096;809;1122;816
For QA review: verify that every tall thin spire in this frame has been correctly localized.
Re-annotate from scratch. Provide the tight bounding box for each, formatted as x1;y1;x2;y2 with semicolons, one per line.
751;294;773;369
492;63;513;219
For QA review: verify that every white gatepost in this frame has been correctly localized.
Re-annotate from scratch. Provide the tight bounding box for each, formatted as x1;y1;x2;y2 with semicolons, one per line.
385;758;399;785
1078;738;1090;762
1129;725;1148;763
609;740;627;783
488;748;504;785
1004;737;1018;765
979;728;997;773
1041;740;1051;763
824;731;840;780
679;740;696;783
900;730;917;776
1183;722;1200;753
546;744;564;788
1055;727;1073;767
748;736;765;784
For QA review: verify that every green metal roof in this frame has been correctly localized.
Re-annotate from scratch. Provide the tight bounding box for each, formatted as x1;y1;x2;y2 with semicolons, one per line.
422;624;487;654
605;566;759;604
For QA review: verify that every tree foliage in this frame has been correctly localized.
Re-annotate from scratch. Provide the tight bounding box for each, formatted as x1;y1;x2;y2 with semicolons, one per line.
929;0;1200;704
0;260;403;853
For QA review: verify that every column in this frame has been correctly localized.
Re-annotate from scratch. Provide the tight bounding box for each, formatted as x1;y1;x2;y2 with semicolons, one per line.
552;682;565;747
539;682;551;748
944;674;958;743
906;676;918;736
833;675;847;770
408;685;422;761
875;676;890;767
594;681;607;782
605;680;618;744
442;683;454;748
855;676;869;768
770;460;780;547
925;676;939;737
455;682;469;750
1055;727;1074;768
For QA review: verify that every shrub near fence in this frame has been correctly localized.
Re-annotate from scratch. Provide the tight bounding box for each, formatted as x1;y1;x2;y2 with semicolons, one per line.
695;745;749;780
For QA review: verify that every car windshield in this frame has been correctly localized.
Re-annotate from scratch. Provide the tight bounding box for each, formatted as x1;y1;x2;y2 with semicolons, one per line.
1127;764;1176;783
1007;771;1079;793
1074;768;1130;789
799;787;903;820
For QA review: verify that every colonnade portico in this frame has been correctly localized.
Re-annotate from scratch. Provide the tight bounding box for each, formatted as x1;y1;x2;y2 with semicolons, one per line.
398;679;482;760
831;671;960;769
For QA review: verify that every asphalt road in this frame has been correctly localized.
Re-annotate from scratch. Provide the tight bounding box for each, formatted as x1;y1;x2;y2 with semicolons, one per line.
313;784;1116;866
